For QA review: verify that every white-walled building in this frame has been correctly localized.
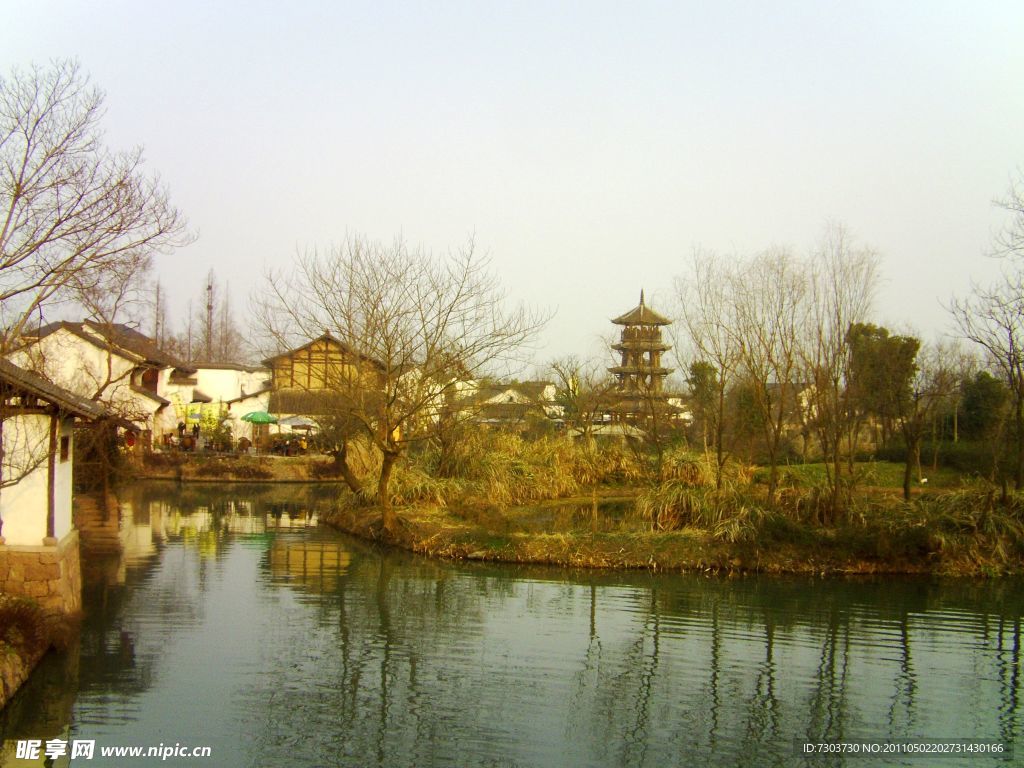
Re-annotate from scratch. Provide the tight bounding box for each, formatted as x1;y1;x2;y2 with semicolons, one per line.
192;362;271;441
13;321;202;444
0;358;108;615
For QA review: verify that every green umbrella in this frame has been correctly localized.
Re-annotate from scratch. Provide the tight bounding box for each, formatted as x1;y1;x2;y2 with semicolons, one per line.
241;410;278;424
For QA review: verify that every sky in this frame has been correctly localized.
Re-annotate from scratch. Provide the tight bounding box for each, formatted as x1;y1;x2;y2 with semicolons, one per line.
3;1;1023;367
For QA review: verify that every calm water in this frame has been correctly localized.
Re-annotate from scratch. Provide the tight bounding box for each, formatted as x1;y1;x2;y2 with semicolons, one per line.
1;482;1022;767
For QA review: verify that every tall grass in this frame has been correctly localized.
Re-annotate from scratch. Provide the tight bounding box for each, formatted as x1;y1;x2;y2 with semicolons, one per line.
637;464;1024;570
411;432;647;506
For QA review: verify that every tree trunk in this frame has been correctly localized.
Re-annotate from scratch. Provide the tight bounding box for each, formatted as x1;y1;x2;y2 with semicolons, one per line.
715;385;726;491
903;440;917;501
1016;394;1024;490
378;450;399;533
333;442;365;497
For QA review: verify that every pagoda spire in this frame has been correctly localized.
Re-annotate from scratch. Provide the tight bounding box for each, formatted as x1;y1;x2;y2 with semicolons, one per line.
640;289;645;306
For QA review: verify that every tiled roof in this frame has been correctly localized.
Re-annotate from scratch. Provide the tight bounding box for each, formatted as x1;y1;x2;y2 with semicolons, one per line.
34;321;195;372
0;358;108;419
611;291;671;326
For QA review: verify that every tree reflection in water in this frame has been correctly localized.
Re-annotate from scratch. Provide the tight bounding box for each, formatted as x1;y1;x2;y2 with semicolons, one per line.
1;483;1021;767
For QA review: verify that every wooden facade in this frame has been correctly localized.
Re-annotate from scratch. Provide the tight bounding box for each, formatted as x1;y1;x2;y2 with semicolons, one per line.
264;334;379;392
607;291;676;423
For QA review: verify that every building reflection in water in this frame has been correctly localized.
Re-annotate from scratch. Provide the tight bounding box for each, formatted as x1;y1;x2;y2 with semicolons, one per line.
2;482;1021;767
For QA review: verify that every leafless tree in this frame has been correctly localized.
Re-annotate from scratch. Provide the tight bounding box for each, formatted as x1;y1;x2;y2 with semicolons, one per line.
550;355;615;439
0;60;189;354
188;269;249;363
674;251;743;490
798;225;879;518
892;340;958;500
951;271;1024;490
0;398;49;492
992;170;1024;260
253;235;548;532
731;248;808;501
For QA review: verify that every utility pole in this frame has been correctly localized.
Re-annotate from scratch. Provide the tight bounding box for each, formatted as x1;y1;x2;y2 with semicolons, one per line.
205;275;213;361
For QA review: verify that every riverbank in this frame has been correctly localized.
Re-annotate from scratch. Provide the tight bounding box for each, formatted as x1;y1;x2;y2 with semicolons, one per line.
134;450;1024;576
136;451;345;483
0;597;60;711
322;488;1024;577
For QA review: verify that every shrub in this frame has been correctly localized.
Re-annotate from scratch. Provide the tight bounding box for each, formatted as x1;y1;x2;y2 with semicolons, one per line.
230;464;274;480
0;597;49;657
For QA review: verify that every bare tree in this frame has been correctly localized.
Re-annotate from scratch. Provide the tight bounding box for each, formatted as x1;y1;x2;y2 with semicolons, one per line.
799;225;879;518
951;271;1024;490
731;248;808;502
992;169;1024;260
675;251;743;490
151;278;169;348
550;355;615;439
254;236;547;532
0;396;49;492
190;269;248;363
894;341;958;500
0;60;189;354
952;174;1024;491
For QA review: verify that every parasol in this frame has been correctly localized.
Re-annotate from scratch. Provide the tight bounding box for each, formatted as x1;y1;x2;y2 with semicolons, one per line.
241;410;278;424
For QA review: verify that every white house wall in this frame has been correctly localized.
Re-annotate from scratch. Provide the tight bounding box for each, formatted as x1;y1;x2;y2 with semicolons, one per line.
14;328;160;431
0;413;74;546
53;417;74;540
194;367;270;402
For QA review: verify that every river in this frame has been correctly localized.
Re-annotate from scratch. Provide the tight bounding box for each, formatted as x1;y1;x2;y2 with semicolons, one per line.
1;481;1021;766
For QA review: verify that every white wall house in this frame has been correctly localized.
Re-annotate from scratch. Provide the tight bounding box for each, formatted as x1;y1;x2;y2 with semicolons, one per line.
0;358;107;546
192;363;271;441
13;321;203;444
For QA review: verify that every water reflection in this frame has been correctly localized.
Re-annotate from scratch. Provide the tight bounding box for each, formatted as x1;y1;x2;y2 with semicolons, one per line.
0;483;1021;767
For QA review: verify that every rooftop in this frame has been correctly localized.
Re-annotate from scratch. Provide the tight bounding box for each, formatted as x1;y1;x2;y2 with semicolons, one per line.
0;357;109;419
611;290;672;326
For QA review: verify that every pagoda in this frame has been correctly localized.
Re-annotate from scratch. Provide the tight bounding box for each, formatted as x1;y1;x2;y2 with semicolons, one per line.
608;290;673;422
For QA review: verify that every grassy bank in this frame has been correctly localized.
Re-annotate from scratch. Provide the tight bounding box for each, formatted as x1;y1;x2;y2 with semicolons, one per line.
137;434;1024;576
136;451;349;482
320;436;1024;576
323;485;1024;576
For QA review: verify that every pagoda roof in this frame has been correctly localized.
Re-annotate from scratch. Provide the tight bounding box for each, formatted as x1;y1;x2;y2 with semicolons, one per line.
611;290;671;326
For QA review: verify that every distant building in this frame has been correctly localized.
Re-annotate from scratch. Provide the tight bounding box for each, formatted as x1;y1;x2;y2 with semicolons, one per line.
190;362;271;442
13;321;201;445
474;381;562;430
607;291;678;424
261;333;381;416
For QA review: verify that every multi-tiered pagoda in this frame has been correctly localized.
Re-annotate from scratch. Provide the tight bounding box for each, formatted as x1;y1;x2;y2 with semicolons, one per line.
608;291;674;423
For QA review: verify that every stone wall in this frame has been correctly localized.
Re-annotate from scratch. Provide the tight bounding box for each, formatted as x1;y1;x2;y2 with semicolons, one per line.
0;646;46;712
0;530;81;616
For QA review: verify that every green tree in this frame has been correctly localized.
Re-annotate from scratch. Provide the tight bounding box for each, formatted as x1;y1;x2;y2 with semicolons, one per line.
686;360;718;452
961;371;1009;441
846;323;919;448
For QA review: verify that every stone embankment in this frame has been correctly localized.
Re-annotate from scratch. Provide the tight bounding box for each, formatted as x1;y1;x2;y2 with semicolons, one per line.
0;639;47;711
0;532;82;616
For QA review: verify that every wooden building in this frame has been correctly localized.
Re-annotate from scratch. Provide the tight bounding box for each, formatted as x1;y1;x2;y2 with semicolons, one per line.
607;291;676;423
262;333;384;415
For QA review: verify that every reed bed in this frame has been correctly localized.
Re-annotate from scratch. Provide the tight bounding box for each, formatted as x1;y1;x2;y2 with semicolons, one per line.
409;433;647;507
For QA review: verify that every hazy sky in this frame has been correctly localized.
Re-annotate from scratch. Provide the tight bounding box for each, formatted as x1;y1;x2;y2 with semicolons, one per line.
4;1;1022;365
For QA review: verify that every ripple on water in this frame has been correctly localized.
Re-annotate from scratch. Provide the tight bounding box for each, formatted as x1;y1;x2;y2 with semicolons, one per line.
3;488;1018;768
